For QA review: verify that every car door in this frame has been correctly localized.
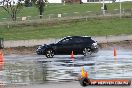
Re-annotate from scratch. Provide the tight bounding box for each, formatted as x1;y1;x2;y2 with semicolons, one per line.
71;37;83;54
55;37;72;55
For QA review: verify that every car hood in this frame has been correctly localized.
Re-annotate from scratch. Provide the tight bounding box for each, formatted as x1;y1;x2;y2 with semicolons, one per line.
42;43;55;48
49;43;55;46
42;43;54;47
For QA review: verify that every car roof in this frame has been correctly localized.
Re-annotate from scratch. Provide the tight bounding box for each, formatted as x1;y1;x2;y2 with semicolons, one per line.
66;36;91;38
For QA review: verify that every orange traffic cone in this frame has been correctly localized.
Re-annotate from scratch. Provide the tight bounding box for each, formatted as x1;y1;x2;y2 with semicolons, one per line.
0;51;4;65
85;71;89;78
81;67;89;78
71;51;75;61
114;48;117;57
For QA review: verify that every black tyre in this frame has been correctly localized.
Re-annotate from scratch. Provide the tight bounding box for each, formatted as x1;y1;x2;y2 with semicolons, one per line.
79;78;91;87
45;49;54;58
83;48;92;56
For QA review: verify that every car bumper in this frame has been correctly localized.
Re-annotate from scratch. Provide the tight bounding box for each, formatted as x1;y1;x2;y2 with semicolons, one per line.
91;45;99;53
36;50;44;55
92;47;99;53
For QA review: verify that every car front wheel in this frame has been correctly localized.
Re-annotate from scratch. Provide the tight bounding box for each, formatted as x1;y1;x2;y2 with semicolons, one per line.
45;49;54;58
83;48;92;56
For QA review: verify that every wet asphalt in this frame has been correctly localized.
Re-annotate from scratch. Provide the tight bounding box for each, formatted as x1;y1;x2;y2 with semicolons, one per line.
1;49;132;88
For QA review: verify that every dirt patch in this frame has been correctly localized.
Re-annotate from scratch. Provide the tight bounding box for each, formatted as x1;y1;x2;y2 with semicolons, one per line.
2;40;132;55
99;40;132;49
3;46;38;55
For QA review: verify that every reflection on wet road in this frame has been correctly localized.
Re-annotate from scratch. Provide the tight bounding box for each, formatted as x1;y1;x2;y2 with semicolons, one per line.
1;49;132;85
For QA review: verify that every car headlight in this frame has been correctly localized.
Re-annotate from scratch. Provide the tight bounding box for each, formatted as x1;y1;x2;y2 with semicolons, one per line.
38;47;41;49
92;42;97;46
37;46;42;50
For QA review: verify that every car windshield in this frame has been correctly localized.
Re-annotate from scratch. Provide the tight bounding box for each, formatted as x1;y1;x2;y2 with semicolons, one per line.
57;38;64;44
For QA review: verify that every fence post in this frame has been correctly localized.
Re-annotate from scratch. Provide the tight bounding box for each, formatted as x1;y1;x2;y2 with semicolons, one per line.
0;38;4;49
122;8;125;16
48;15;51;20
86;17;88;21
131;8;132;17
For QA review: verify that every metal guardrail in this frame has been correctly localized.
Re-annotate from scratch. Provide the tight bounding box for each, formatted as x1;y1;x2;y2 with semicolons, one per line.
0;10;132;28
0;9;132;23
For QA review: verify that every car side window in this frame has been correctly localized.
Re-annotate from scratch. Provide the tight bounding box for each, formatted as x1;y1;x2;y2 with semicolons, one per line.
59;38;72;44
72;38;83;43
83;37;94;43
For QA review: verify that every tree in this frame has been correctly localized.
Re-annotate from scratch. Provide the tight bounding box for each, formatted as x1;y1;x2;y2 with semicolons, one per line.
36;0;45;19
0;0;23;21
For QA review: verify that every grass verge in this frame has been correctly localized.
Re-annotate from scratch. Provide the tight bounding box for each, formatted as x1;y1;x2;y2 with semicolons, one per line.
0;17;132;40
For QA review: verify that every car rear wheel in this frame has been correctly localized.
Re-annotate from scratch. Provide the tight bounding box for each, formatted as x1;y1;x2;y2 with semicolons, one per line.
45;49;54;58
83;48;92;56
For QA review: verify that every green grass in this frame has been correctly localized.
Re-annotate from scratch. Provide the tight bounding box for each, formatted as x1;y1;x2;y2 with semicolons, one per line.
0;2;132;40
0;2;132;20
0;17;132;40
